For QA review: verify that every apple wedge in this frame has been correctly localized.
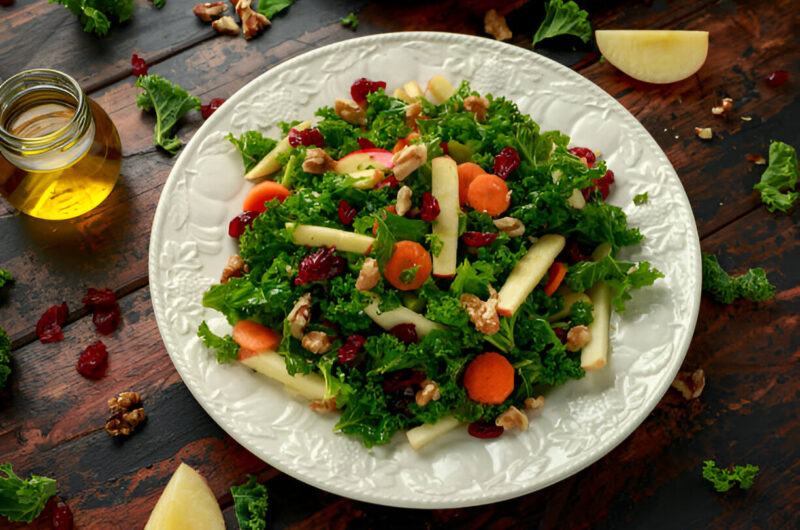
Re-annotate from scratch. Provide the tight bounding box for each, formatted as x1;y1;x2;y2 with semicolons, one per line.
348;169;385;190
496;234;566;317
582;282;612;371
403;80;424;100
595;30;709;84
426;75;456;104
364;296;445;338
144;463;224;530
406;415;461;451
335;148;395;174
286;223;374;254
431;156;459;278
244;121;311;181
239;349;325;400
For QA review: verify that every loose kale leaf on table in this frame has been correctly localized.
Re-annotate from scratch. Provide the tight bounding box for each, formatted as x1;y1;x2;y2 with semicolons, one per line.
701;252;775;303
753;140;799;213
532;0;593;47
0;463;58;523
702;460;759;492
135;75;201;155
230;475;268;530
49;0;134;36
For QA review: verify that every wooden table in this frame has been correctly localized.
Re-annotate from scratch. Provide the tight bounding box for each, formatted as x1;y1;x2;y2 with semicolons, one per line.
1;0;797;527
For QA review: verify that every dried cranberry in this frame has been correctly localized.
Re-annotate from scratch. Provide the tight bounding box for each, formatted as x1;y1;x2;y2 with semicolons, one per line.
50;499;73;529
295;247;347;285
36;303;69;343
440;141;449;154
467;420;504;439
375;175;399;189
553;326;568;344
581;169;615;201
338;334;366;363
382;369;426;393
228;210;260;238
567;146;596;167
350;77;387;105
420;192;440;222
82;288;121;335
131;53;148;76
0;0;14;6
288;127;324;148
564;241;591;264
493;147;520;179
461;231;498;247
389;385;418;417
82;288;116;309
338;200;358;225
357;137;376;149
765;70;789;87
200;98;226;119
390;323;418;344
76;341;109;379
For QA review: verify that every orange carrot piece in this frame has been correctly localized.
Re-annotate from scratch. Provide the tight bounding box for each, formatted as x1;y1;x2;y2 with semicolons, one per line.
242;181;290;213
383;240;432;290
463;352;515;404
543;262;568;296
457;162;486;205
237;346;259;361
392;138;410;154
372;205;397;236
467;173;510;216
232;320;280;353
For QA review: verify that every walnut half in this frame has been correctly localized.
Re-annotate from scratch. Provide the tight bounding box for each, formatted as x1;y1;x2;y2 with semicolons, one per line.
105;391;146;436
194;2;227;22
495;405;528;431
460;285;500;335
236;0;270;40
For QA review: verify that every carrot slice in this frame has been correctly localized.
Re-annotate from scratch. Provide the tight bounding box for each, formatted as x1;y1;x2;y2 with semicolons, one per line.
242;181;290;213
383;240;432;291
457;162;486;205
392;138;410;154
232;320;280;352
463;352;515;404
543;262;568;296
372;205;397;236
467;173;510;216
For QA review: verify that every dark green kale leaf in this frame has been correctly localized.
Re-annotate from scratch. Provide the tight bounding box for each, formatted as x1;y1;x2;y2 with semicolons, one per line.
197;321;239;363
565;255;663;312
49;0;134;36
0;327;11;390
152;0;165;8
633;192;649;205
753;140;799;213
701;253;775;303
449;259;497;298
702;460;759;492
226;131;278;173
0;270;12;289
569;201;643;251
568;300;594;327
231;475;268;530
365;90;413;149
313;116;362;159
0;462;58;523
340;12;358;30
258;0;295;18
135;75;201;154
532;0;592;47
370;211;429;266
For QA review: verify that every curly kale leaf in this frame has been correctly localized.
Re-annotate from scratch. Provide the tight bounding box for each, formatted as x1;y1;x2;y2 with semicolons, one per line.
702;460;759;492
226;131;278;173
0;327;11;390
532;0;592;47
701;253;775;304
565;255;663;312
135;75;201;154
258;0;294;19
0;462;58;523
231;475;268;530
49;0;134;36
0;270;12;289
568;300;594;327
753;141;799;213
197;321;239;363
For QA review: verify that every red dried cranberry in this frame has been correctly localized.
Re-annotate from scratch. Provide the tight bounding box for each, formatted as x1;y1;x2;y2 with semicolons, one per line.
567;146;596;167
390;385;417;417
765;70;789;87
564;241;591;264
350;78;387;105
93;305;121;335
553;326;568;344
288;127;324;148
82;288;116;309
390;323;418;344
0;0;14;6
382;369;426;393
76;341;109;379
420;192;440;222
50;499;73;529
468;420;504;439
200;98;226;119
338;334;366;363
375;175;399;189
338;200;358;225
493;147;520;179
228;210;260;238
131;53;148;76
36;303;69;343
295;247;347;285
461;231;498;247
440;141;449;154
581;169;615;201
357;137;376;149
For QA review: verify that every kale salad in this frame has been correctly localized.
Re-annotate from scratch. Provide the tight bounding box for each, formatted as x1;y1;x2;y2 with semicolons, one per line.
197;76;662;449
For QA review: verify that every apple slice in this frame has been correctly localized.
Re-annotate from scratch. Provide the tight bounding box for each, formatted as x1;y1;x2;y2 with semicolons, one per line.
244;121;311;181
496;234;566;317
407;415;461;451
348;169;385;190
403;80;424;100
393;87;414;103
239;350;326;399
334;148;395;174
595;30;709;84
582;282;611;371
364;296;445;338
426;75;456;104
430;156;459;278
286;223;374;254
144;463;224;530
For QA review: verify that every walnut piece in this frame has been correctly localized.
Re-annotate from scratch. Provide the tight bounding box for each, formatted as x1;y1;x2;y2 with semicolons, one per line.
711;97;734;116
524;395;545;410
236;0;270;40
566;325;592;352
671;368;706;400
463;95;490;122
493;216;525;237
484;9;512;41
405;101;422;127
302;147;336;174
745;153;767;165
495;405;528;431
212;15;239;35
220;254;244;283
396;185;413;216
105;391;146;436
287;293;311;339
194;2;227;21
415;380;441;407
460;285;500;335
309;397;337;413
392;144;427;181
301;330;332;354
695;127;713;140
334;98;367;126
355;258;380;291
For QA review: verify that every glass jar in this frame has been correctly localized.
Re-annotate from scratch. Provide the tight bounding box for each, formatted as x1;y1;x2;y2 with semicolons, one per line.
0;69;121;220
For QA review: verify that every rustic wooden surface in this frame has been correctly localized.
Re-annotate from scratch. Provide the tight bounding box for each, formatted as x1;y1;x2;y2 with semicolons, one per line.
1;0;798;528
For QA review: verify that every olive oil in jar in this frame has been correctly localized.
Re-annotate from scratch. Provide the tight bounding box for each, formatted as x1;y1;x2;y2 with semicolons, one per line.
0;69;121;220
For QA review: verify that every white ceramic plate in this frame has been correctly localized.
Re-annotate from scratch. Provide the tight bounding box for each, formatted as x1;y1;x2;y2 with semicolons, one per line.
149;32;701;508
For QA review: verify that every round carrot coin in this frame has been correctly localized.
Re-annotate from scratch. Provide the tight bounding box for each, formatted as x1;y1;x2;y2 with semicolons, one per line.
463;351;515;404
467;173;510;216
383;240;432;291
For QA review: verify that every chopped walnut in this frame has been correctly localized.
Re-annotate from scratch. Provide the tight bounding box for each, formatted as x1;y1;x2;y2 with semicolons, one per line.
194;2;227;21
746;153;767;165
287;293;311;339
484;9;512;41
711;97;734;116
236;0;270;39
415;380;441;407
334;99;367;126
695;127;713;140
493;216;525;237
396;185;413;216
566;325;591;352
392;144;427;181
310;397;337;413
671;368;706;400
460;285;500;335
301;331;332;354
105;391;146;436
495;405;528;431
220;254;244;283
212;15;239;36
405;101;422;127
524;395;546;410
463;95;490;122
355;258;380;291
302;148;336;174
